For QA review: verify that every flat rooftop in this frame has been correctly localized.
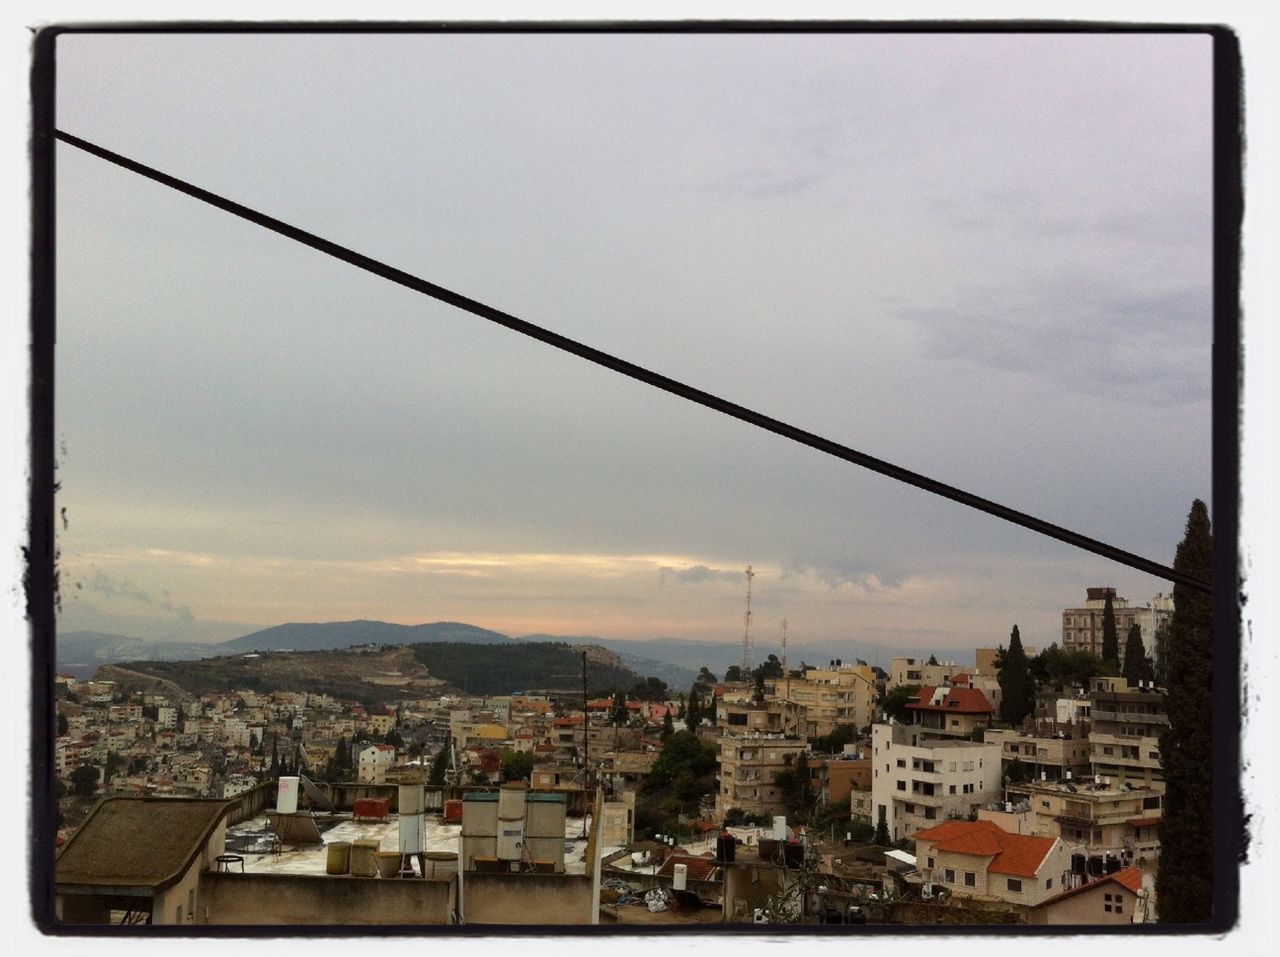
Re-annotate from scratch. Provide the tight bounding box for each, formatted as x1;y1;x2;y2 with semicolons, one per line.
224;813;592;876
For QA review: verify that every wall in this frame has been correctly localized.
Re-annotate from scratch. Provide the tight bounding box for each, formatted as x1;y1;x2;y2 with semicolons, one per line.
223;780;276;826
461;872;593;924
200;872;456;925
1027;882;1138;925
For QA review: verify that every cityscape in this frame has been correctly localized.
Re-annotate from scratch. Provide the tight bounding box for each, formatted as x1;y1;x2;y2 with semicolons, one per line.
36;24;1231;936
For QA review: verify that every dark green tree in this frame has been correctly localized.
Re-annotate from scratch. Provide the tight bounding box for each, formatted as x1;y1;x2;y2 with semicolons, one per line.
998;625;1035;727
1123;623;1154;686
661;711;675;740
56;713;68;736
632;676;669;701
70;764;99;798
500;749;533;782
1101;589;1120;669
1157;500;1213;924
696;666;718;687
609;691;628;726
882;685;921;724
874;805;890;846
384;727;405;749
685;686;702;732
723;665;745;683
927;653;939;666
427;747;450;786
1032;644;1111;687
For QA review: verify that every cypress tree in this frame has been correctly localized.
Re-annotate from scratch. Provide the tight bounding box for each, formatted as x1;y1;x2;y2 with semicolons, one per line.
661;711;675;740
685;686;701;732
1157;500;1214;923
875;805;890;846
998;625;1034;726
1101;590;1119;668
1123;622;1153;686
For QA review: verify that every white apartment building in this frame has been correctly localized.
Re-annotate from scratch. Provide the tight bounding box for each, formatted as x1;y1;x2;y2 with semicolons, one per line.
872;722;1003;842
156;705;178;730
887;657;965;693
358;744;397;784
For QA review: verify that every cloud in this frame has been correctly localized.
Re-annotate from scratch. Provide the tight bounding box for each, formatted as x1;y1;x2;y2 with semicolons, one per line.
85;570;195;622
658;564;744;585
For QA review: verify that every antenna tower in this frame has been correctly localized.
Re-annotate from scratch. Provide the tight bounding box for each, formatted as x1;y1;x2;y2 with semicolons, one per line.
781;618;789;698
740;565;755;675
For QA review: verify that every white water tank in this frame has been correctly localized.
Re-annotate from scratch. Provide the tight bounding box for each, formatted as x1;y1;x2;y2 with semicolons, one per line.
277;776;299;814
673;863;688;891
498;782;527;821
773;816;787;840
497;819;526;861
399;783;424;815
400;812;424;854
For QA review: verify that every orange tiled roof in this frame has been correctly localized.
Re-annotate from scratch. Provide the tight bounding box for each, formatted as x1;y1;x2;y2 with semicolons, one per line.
913;820;1056;877
908;686;993;714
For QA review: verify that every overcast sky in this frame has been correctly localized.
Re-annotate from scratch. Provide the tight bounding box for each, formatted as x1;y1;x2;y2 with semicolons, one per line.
52;29;1214;658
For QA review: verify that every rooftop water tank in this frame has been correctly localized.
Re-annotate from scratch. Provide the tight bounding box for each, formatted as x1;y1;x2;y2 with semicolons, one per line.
276;776;299;815
673;863;688;891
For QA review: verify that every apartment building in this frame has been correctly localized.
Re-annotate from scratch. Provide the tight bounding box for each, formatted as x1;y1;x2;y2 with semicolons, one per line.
887;657;965;692
1062;588;1170;669
357;743;397;784
983;728;1092;782
1087;679;1167;786
871;723;1002;841
765;662;876;737
714;733;806;820
1005;778;1164;861
904;684;995;739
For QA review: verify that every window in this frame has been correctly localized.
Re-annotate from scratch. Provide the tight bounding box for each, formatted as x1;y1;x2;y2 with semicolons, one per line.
175;905;183;923
949;785;956;794
896;781;906;791
944;869;955;883
924;807;936;820
927;856;935;868
187;888;195;920
1104;893;1112;901
1045;878;1053;889
1006;879;1022;893
964;872;976;887
897;758;906;768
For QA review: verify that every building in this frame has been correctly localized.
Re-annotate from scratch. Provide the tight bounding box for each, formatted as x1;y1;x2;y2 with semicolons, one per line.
1087;678;1167;785
887;657;964;693
871;723;1002;841
904;684;994;738
1027;866;1148;925
1005;778;1164;862
357;744;397;784
909;819;1070;910
765;662;876;737
982;728;1092;783
714;733;807;820
1062;587;1169;668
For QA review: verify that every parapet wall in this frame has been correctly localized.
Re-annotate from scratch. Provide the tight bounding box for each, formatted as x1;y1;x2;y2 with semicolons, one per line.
200;872;456;925
462;872;593;925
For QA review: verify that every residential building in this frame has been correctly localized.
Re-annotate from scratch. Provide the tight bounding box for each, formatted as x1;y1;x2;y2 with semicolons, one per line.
1062;587;1168;669
1087;679;1167;785
1027;866;1148;925
765;662;876;737
887;657;964;693
714;733;806;820
910;818;1071;910
357;743;397;784
904;683;994;738
871;723;1002;841
983;729;1092;782
1005;778;1164;862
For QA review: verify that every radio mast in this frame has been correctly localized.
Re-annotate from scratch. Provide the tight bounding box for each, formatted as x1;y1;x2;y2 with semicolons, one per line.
740;565;755;675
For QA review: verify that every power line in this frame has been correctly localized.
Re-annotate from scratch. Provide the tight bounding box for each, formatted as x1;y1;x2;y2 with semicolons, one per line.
53;128;1211;594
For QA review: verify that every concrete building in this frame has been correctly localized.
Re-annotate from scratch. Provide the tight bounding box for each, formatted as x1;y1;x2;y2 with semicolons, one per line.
982;728;1092;782
1087;679;1168;785
871;723;1002;841
909;819;1071;910
887;657;965;693
357;743;397;785
1062;587;1169;669
904;684;994;739
1005;778;1164;862
1027;865;1148;925
714;733;807;820
765;662;876;737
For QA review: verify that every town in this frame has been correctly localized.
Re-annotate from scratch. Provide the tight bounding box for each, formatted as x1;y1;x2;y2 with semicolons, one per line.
53;585;1177;927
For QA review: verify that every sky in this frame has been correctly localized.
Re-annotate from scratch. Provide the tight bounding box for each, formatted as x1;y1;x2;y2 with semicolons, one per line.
51;29;1215;659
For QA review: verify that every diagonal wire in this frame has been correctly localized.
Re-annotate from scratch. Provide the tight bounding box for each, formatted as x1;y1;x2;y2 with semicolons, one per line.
53;128;1211;594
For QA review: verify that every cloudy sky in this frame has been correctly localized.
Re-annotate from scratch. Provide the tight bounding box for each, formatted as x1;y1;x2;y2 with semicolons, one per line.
52;29;1214;659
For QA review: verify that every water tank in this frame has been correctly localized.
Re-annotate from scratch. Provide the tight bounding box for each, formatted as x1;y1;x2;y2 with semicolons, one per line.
399;783;425;815
400;811;424;855
422;851;458;879
350;838;380;877
325;841;351;875
498;782;528;820
715;833;736;863
673;863;688;891
277;776;299;814
443;799;463;823
773;816;787;840
497;818;525;861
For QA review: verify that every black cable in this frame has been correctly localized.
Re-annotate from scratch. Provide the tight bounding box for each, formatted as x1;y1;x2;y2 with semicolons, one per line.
53;128;1211;594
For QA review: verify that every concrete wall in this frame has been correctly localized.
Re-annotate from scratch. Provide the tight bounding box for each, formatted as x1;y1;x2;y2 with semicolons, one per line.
461;872;593;925
200;872;456;925
223;780;276;826
1027;882;1139;925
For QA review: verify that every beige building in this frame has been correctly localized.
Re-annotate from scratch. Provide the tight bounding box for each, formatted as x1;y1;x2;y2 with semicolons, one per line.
765;662;876;737
904;683;994;739
887;657;964;692
1027;865;1148;925
1088;680;1167;785
714;733;807;820
983;729;1092;782
871;723;1002;841
1006;778;1164;861
910;819;1071;910
357;743;396;784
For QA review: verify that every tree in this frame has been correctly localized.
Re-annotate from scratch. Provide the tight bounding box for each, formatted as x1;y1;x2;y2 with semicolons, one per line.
70;764;99;798
56;713;68;737
384;727;405;749
696;666;718;687
882;685;921;724
1101;589;1119;669
998;625;1035;727
609;691;628;726
774;752;816;823
632;676;669;701
1032;644;1110;688
661;711;675;740
927;653;939;666
1157;500;1213;924
874;805;890;846
685;686;702;732
1123;623;1154;686
500;749;533;782
752;654;784;682
723;665;745;683
428;747;450;786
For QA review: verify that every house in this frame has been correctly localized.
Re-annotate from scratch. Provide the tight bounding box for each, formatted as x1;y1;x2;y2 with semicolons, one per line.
714;733;806;820
904;684;994;738
55;797;233;925
910;819;1071;910
1027;865;1147;925
357;743;396;784
887;657;964;693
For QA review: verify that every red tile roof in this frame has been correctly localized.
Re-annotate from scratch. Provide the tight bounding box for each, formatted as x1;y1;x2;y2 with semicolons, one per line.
908;686;994;714
656;853;719;882
913;820;1056;877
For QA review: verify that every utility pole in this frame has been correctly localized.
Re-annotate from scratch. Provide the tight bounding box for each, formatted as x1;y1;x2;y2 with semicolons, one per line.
582;650;590;838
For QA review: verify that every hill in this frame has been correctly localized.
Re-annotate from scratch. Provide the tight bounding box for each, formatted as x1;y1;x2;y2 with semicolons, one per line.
56;631;214;679
409;641;638;696
218;619;512;653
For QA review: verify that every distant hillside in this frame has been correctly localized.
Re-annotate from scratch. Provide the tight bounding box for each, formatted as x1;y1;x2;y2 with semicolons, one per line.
410;641;638;697
518;633;697;689
219;620;512;653
57;631;214;678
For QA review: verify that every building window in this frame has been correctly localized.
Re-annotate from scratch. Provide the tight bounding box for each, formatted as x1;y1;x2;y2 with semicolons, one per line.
1105;904;1113;913
944;869;955;883
897;759;906;768
904;803;915;814
927;857;935;868
965;872;976;887
1007;879;1022;893
949;785;956;794
896;781;906;791
1045;878;1053;889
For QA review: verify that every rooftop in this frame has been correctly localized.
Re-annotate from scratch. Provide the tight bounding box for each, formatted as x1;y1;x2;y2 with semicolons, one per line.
912;820;1057;878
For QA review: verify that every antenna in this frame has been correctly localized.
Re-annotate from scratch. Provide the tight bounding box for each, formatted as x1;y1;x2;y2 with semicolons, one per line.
740;566;755;675
781;618;789;699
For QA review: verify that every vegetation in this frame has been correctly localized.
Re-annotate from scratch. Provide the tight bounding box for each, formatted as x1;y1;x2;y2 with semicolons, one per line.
1101;589;1119;670
500;749;533;782
881;684;921;724
1029;644;1112;687
1123;623;1154;685
874;805;890;845
661;711;675;740
809;724;857;755
411;641;638;696
70;764;99;798
997;624;1035;726
773;752;817;824
636;731;718;839
684;685;704;732
427;747;450;786
630;676;669;701
722;807;774;827
1157;500;1214;924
